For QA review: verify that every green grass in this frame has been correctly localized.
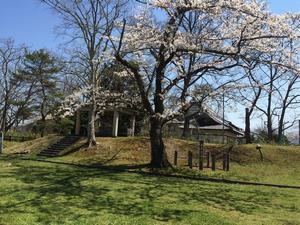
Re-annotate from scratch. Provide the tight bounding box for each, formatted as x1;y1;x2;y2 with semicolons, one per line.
3;136;300;186
52;137;300;186
204;144;300;186
0;156;299;225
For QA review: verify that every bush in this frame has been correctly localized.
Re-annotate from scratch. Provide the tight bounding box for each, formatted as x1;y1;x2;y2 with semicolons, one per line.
31;117;74;136
56;118;74;136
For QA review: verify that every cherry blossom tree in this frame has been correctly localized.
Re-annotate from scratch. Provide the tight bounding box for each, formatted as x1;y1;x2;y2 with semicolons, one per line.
113;0;300;167
40;0;128;147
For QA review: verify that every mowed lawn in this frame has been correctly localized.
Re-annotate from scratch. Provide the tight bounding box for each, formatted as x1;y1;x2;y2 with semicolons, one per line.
0;156;300;225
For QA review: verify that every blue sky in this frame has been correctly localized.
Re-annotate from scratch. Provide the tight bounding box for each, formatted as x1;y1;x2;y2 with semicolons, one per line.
268;0;300;13
0;0;60;50
0;0;300;130
0;0;300;50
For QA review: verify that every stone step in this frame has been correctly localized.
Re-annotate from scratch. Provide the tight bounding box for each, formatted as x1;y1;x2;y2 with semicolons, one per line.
47;147;67;150
37;136;81;157
38;154;57;157
51;144;73;147
39;151;58;154
42;150;61;153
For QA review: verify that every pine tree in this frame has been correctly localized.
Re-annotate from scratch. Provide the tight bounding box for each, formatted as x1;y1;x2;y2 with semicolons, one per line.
19;49;62;137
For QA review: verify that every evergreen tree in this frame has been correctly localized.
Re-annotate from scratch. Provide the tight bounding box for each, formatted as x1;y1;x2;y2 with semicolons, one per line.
19;49;62;137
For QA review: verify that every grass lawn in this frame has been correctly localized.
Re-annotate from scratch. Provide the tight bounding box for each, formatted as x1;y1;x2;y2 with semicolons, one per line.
0;156;300;225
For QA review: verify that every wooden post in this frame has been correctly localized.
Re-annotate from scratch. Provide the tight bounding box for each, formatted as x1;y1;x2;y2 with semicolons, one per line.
0;132;3;154
207;152;210;168
174;151;178;166
188;151;193;169
223;153;227;171
226;153;230;171
199;140;204;170
245;108;251;144
211;153;216;171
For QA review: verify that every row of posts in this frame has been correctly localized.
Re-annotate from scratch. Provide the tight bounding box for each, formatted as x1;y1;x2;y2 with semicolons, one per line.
174;140;230;171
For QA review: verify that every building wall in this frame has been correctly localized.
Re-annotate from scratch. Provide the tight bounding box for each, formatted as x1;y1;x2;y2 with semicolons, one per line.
165;124;239;144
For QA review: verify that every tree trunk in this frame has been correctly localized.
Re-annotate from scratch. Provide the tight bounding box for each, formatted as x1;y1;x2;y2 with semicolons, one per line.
0;111;7;133
182;116;190;138
277;123;283;144
267;73;273;142
277;109;286;144
267;115;273;142
87;99;97;147
1;99;9;133
245;108;251;144
149;117;170;168
40;115;46;138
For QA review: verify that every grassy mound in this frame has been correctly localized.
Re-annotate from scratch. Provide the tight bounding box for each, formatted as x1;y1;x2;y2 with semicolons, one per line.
3;135;62;154
3;136;300;186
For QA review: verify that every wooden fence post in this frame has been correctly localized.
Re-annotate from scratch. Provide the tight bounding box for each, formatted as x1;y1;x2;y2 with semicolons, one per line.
0;132;3;154
188;151;193;169
207;152;210;168
199;140;204;170
226;153;230;171
211;153;216;171
223;153;227;171
174;151;178;166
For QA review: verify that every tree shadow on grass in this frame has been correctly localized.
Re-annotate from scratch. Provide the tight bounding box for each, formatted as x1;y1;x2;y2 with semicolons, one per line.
0;157;299;225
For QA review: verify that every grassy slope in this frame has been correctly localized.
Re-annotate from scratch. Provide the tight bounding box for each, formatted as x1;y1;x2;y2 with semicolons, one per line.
214;144;300;186
3;136;300;186
3;135;62;154
0;156;299;225
56;137;300;186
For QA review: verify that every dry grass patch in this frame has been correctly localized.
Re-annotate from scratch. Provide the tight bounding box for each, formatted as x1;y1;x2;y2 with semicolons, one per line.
3;135;62;155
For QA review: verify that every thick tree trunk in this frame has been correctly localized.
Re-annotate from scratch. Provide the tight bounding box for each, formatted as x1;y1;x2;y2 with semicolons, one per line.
87;99;97;147
245;108;251;144
277;110;286;144
149;117;170;168
277;124;283;144
1;99;8;133
40;116;46;138
267;115;273;142
0;111;6;133
182;116;190;138
87;61;97;147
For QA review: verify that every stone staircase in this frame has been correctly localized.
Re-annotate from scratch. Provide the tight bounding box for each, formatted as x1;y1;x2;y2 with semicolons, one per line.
37;136;81;157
